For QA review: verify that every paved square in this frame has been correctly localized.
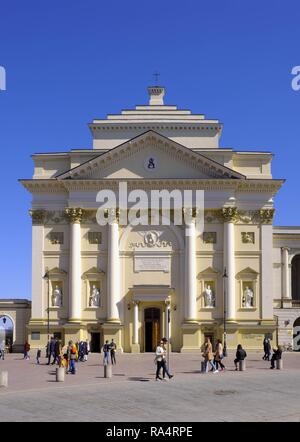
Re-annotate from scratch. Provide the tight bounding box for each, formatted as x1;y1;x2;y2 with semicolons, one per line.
0;351;299;422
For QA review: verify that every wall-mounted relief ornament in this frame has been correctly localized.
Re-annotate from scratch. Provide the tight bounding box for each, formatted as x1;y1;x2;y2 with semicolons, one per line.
129;230;172;249
88;231;102;244
203;232;217;244
144;156;158;172
49;232;64;245
241;232;255;244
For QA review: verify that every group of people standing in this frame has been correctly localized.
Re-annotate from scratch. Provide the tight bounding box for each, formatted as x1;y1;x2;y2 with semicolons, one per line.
102;339;117;365
262;337;283;369
44;337;91;374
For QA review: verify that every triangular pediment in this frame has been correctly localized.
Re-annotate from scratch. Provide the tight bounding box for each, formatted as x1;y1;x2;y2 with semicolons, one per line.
47;267;67;276
57;131;245;180
82;267;105;279
198;266;221;277
236;267;259;280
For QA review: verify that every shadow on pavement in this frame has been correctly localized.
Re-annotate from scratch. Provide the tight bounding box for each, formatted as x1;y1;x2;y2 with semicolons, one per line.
128;377;151;382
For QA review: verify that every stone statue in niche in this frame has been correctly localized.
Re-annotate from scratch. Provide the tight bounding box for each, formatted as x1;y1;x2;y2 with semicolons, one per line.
89;285;101;307
52;285;62;307
204;284;215;307
242;286;254;307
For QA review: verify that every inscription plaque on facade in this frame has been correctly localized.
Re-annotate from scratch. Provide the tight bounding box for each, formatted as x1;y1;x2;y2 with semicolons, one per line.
134;256;170;272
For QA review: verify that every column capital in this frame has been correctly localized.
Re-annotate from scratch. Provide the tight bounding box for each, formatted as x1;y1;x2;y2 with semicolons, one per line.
182;207;200;219
65;208;84;224
221;207;238;223
281;246;290;253
257;208;275;224
29;209;47;225
105;208;120;223
132;300;140;306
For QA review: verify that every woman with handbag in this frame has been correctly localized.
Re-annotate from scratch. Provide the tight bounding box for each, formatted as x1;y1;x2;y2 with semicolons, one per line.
214;339;225;371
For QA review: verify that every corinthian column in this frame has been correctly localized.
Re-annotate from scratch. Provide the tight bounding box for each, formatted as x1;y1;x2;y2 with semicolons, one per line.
282;247;291;299
65;208;84;322
107;209;120;322
184;209;197;322
133;301;139;345
222;207;237;321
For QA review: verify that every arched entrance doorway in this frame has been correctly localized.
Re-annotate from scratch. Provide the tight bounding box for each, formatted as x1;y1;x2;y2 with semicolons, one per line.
293;317;300;351
0;315;14;351
291;255;300;301
144;308;160;352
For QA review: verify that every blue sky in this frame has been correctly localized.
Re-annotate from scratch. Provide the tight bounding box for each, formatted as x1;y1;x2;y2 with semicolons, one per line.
0;0;299;299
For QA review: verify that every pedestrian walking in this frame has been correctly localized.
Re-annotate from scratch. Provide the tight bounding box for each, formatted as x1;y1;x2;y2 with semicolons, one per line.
270;345;282;369
102;340;110;365
110;339;117;365
214;339;225;371
234;344;247;370
36;348;41;364
24;341;30;359
0;340;5;360
161;340;173;380
155;340;164;380
203;337;218;373
262;337;271;361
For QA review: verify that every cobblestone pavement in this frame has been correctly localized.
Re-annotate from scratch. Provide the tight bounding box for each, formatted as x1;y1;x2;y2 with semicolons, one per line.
0;351;299;421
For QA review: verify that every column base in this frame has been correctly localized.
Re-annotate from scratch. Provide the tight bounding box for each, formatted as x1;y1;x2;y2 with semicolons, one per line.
180;322;200;352
282;298;292;308
130;343;140;353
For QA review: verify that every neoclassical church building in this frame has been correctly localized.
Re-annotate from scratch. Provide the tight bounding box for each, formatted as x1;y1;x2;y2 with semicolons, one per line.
19;86;300;352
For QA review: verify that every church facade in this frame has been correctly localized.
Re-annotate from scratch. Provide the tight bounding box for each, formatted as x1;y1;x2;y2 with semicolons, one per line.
20;86;300;352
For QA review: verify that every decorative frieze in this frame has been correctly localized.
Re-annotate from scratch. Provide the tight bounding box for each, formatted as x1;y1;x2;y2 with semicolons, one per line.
203;232;217;244
258;209;275;224
241;232;255;244
29;209;47;225
49;232;64;245
64;208;84;224
88;231;102;244
221;207;238;223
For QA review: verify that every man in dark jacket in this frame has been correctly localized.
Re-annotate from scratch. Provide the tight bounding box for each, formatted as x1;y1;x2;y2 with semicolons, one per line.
47;337;55;365
270;346;282;369
234;344;247;370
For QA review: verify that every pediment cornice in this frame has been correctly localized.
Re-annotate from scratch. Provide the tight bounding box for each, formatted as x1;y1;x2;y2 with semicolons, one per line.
56;131;245;180
20;178;284;195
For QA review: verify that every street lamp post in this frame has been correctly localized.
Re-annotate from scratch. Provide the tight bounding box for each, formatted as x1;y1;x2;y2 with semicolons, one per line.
223;268;228;357
43;268;50;352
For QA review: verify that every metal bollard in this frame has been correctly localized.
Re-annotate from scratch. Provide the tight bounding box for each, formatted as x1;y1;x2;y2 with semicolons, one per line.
56;367;65;382
239;360;246;371
276;359;283;370
104;363;112;378
0;371;8;387
201;361;206;373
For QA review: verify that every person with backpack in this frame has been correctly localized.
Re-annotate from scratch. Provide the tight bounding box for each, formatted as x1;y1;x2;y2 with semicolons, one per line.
67;340;78;374
102;340;110;365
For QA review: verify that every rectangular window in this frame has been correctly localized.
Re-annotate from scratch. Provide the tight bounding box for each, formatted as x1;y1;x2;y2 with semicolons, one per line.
31;332;40;340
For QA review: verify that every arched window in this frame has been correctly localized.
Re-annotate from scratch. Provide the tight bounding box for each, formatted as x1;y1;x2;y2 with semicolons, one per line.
293;317;300;351
291;255;300;300
0;315;14;348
